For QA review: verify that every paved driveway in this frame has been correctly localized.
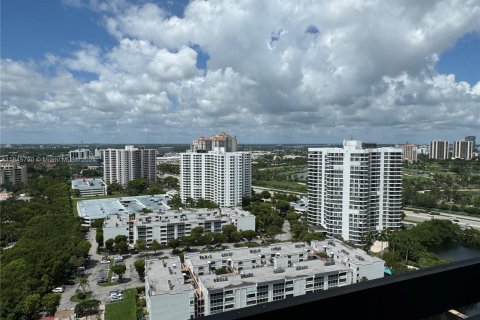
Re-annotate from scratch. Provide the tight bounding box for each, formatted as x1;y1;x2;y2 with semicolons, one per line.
58;229;145;311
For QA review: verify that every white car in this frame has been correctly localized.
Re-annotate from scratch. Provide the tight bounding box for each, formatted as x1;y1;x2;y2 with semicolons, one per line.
110;293;123;301
52;287;64;293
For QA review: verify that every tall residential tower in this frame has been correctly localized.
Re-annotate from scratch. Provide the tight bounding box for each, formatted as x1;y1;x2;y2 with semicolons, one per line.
102;145;156;186
180;148;251;207
453;140;474;160
429;140;449;160
190;132;238;153
307;140;403;243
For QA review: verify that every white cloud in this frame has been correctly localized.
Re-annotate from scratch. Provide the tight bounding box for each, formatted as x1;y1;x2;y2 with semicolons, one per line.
2;0;480;143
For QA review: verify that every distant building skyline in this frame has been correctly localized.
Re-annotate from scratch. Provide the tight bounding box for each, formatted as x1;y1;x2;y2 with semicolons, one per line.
190;132;238;153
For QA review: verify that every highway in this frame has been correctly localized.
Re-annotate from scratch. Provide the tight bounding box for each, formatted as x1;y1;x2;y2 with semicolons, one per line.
404;210;480;230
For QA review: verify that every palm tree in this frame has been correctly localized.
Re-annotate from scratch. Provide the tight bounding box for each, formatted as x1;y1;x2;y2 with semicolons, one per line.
78;276;89;294
378;230;389;259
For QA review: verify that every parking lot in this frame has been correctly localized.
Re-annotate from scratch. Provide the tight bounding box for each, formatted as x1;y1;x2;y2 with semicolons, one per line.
58;229;145;311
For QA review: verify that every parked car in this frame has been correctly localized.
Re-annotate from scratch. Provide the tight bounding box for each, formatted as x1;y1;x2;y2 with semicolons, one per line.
52;287;64;293
110;296;123;302
110;292;123;301
100;259;110;264
97;276;107;284
64;279;75;285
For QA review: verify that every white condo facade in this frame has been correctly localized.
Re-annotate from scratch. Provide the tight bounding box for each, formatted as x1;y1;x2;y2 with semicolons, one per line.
307;140;403;243
103;207;255;245
0;161;27;186
102;145;156;185
453;140;473;160
429;140;449;160
401;144;418;163
71;178;107;197
145;239;384;319
180;149;251;207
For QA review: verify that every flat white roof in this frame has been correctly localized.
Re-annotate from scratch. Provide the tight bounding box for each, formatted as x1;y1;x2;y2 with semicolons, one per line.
199;259;349;290
71;178;106;190
146;258;193;295
77;194;171;220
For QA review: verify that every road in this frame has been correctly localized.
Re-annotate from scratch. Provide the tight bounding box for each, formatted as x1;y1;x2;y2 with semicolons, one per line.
404;210;480;230
58;229;145;312
276;219;292;241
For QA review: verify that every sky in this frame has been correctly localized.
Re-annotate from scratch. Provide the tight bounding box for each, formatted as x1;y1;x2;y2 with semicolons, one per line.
1;0;479;144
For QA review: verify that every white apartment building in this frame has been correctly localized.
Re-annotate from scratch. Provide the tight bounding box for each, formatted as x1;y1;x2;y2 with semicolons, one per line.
453;140;473;160
0;161;27;186
145;258;195;320
429;140;449;160
190;132;238;153
103;207;255;245
71;178;107;197
145;239;384;319
69;149;90;160
180;149;251;207
307;140;403;243
77;194;171;225
401;144;418;163
102;145;156;185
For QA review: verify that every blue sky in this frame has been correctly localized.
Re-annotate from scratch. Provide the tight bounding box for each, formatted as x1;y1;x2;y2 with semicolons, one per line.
1;1;479;144
437;32;480;85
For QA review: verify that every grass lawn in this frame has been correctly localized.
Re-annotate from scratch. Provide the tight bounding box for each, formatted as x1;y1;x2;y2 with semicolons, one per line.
70;291;92;302
105;288;137;320
254;180;307;193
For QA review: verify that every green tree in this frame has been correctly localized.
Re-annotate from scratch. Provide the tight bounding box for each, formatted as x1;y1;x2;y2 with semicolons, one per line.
111;264;127;279
115;241;129;254
186;197;195;208
105;239;114;253
260;191;271;199
95;229;103;247
135;239;147;251
114;235;128;244
150;239;161;254
163;176;179;189
78;276;90;294
74;299;100;317
286;211;299;222
195;198;219;208
241;230;257;241
191;226;204;238
212;232;227;244
108;181;123;194
275;200;291;213
266;225;282;239
168;239;180;249
23;294;41;319
230;231;243;243
134;259;146;280
168;194;183;209
222;224;238;241
147;183;165;195
42;293;61;316
126;178;150;195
